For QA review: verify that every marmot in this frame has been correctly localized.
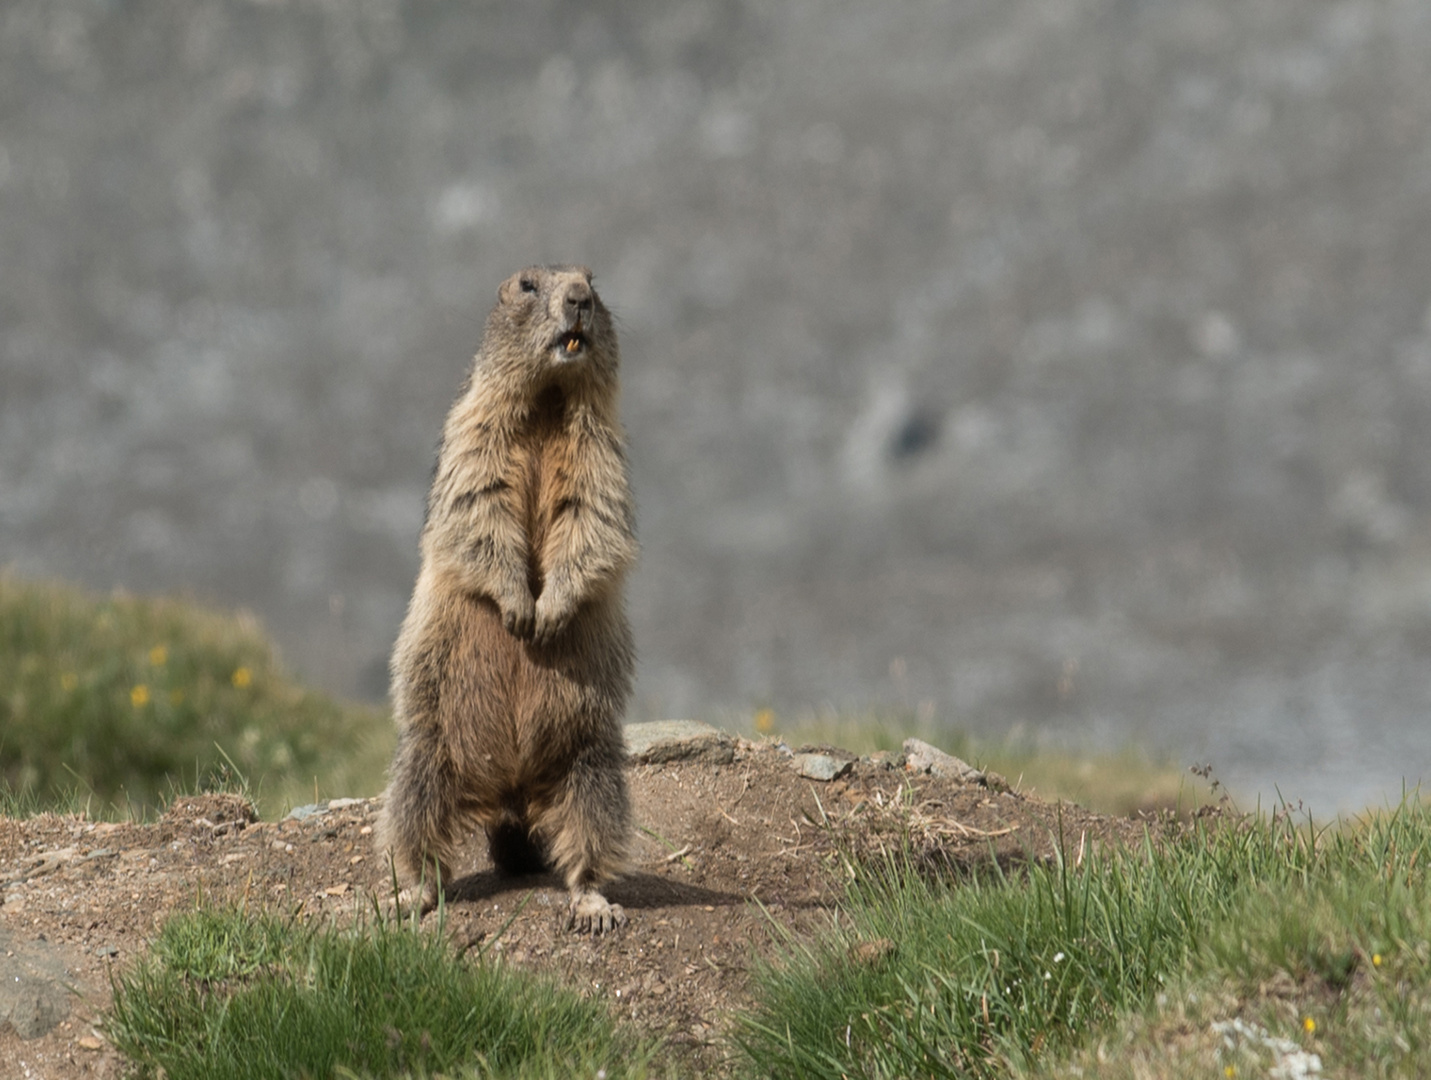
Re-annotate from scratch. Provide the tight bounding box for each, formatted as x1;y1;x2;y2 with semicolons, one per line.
377;264;637;934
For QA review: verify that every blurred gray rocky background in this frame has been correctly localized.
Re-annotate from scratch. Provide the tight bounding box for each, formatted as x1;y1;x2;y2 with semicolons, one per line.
3;0;1430;812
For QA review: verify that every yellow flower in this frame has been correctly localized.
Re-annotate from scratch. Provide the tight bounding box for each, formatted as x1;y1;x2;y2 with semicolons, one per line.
754;708;775;733
149;644;167;666
1373;953;1383;967
130;684;150;708
232;666;253;689
1224;1067;1236;1078
1303;1016;1316;1034
60;673;78;692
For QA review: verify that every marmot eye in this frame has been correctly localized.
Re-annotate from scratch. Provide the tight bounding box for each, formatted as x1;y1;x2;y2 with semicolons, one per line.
519;277;538;294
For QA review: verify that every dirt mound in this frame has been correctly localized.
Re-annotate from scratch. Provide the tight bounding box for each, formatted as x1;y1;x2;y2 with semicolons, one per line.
0;737;1170;1077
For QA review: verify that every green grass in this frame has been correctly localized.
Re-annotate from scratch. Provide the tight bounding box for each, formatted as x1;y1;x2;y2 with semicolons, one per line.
0;575;393;817
734;797;1431;1079
107;904;660;1080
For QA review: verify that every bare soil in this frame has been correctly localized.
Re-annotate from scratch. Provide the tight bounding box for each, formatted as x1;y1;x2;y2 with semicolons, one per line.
0;739;1172;1078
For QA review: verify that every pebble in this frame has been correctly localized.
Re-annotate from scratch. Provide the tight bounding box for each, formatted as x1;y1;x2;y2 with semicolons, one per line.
790;753;853;781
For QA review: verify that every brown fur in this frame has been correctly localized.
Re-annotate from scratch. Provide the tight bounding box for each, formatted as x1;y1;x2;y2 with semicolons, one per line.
377;265;636;932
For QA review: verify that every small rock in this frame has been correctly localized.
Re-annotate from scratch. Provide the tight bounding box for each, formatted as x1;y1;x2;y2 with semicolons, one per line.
791;753;853;782
903;738;984;783
94;945;118;958
625;721;735;765
1;979;70;1039
77;1035;104;1051
285;803;328;822
1;930;73;1039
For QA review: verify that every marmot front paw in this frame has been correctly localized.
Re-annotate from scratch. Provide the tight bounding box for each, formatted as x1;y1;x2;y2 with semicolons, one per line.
499;590;536;640
532;590;577;645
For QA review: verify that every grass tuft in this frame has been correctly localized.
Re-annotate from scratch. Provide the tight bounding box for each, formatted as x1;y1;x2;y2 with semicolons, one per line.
106;905;658;1080
1038;796;1431;1077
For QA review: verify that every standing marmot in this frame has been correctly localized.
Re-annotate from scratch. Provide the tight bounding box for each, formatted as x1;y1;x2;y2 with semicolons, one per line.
377;265;636;934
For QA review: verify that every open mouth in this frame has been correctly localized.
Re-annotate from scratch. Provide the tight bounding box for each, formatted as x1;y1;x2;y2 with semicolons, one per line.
555;329;586;357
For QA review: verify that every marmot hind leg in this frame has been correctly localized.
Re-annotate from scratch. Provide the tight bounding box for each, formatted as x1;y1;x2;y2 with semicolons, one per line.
376;726;463;914
535;744;633;934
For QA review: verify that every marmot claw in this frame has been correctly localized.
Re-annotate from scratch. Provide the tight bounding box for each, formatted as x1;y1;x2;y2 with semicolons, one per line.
565;890;627;935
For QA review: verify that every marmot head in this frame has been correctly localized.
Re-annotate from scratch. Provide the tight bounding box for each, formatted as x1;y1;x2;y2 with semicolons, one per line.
481;265;619;390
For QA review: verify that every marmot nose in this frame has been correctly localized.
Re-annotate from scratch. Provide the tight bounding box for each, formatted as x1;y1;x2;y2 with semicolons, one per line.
563;281;594;322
